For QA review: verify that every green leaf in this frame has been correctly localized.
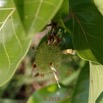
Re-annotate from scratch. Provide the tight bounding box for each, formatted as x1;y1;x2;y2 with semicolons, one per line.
89;62;103;103
69;0;103;64
14;0;64;38
0;0;64;86
71;63;89;103
0;0;31;86
27;84;69;103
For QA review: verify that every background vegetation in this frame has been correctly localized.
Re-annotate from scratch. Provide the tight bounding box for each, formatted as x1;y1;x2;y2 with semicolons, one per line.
0;0;103;103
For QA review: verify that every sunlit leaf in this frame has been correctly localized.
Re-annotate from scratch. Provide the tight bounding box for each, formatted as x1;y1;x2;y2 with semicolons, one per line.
0;0;31;86
89;62;103;103
93;0;103;15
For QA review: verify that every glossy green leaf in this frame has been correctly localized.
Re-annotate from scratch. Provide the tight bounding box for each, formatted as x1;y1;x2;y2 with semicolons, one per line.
27;84;69;103
89;62;103;103
71;63;89;103
0;0;64;86
14;0;64;38
69;0;103;64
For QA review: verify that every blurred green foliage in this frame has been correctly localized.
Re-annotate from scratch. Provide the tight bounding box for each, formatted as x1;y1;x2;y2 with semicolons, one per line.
0;46;89;103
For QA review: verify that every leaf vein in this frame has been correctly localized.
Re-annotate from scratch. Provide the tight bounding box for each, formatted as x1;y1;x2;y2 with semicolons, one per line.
86;33;103;43
11;16;23;50
32;0;44;28
2;30;11;69
0;8;15;10
0;8;15;31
